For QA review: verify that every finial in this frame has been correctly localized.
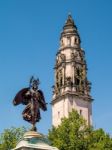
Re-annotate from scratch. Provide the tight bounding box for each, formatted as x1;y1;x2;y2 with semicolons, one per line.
68;11;71;16
68;12;72;16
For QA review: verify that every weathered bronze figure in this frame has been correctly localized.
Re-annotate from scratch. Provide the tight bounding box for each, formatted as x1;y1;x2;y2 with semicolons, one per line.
13;76;47;131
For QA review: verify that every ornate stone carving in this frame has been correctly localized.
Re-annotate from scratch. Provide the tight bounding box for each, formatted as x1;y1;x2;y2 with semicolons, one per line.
55;69;63;91
65;76;73;87
53;85;59;95
79;50;85;62
71;52;78;60
81;67;86;80
74;67;87;94
60;53;66;61
86;80;91;94
56;54;66;66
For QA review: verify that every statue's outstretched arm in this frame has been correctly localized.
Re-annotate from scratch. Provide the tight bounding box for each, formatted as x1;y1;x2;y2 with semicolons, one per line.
38;90;47;111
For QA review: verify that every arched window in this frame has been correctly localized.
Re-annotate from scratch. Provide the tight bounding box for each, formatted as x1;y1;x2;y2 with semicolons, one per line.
58;111;60;118
80;109;82;115
77;68;80;76
75;37;79;44
75;78;80;85
75;38;77;43
60;76;63;87
61;39;64;47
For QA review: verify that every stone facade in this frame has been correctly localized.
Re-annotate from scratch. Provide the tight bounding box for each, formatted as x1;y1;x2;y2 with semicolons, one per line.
52;15;93;127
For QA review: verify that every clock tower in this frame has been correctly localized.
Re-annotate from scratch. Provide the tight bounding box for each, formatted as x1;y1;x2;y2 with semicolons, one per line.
52;15;93;127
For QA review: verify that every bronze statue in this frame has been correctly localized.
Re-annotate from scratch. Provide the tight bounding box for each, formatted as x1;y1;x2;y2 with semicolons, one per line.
13;76;47;131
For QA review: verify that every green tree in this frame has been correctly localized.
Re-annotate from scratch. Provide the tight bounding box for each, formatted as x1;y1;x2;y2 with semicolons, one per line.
87;128;112;150
0;127;26;150
48;110;112;150
48;110;90;150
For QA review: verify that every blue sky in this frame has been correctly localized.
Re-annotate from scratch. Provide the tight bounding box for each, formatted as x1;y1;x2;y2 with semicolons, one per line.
0;0;112;135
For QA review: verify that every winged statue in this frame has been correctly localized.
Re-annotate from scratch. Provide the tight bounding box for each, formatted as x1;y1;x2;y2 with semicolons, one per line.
13;76;47;131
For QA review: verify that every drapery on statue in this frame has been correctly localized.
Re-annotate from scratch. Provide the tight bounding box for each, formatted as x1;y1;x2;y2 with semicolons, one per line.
13;76;47;131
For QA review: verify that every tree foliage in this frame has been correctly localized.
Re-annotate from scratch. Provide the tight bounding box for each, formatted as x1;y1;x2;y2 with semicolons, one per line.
0;127;26;150
86;128;112;150
48;110;112;150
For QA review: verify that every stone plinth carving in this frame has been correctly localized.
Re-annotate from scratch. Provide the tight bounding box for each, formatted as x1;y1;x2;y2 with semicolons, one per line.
12;131;59;150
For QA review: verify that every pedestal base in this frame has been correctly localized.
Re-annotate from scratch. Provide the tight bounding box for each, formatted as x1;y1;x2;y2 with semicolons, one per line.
12;131;58;150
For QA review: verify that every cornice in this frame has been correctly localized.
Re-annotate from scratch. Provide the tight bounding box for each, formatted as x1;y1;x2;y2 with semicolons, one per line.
57;46;80;53
54;59;87;69
51;92;93;105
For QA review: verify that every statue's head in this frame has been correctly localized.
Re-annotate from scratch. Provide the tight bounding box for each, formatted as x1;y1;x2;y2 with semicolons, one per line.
30;76;40;90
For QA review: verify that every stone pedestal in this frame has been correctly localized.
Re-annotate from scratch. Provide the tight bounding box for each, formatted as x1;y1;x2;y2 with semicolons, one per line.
12;131;59;150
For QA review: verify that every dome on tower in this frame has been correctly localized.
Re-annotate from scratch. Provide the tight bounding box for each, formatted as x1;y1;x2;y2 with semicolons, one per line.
64;14;76;29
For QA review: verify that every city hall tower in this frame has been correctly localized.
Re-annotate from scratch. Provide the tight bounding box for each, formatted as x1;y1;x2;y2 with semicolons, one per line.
52;15;93;127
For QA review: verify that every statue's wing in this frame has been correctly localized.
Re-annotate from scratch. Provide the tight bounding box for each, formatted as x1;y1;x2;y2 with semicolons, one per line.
13;88;29;106
38;90;47;111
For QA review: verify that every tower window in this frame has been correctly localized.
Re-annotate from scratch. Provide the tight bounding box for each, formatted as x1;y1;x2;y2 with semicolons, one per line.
80;109;82;115
75;78;80;85
75;38;77;44
77;68;80;76
56;82;59;87
58;111;60;118
75;38;79;44
59;70;63;87
60;77;63;87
